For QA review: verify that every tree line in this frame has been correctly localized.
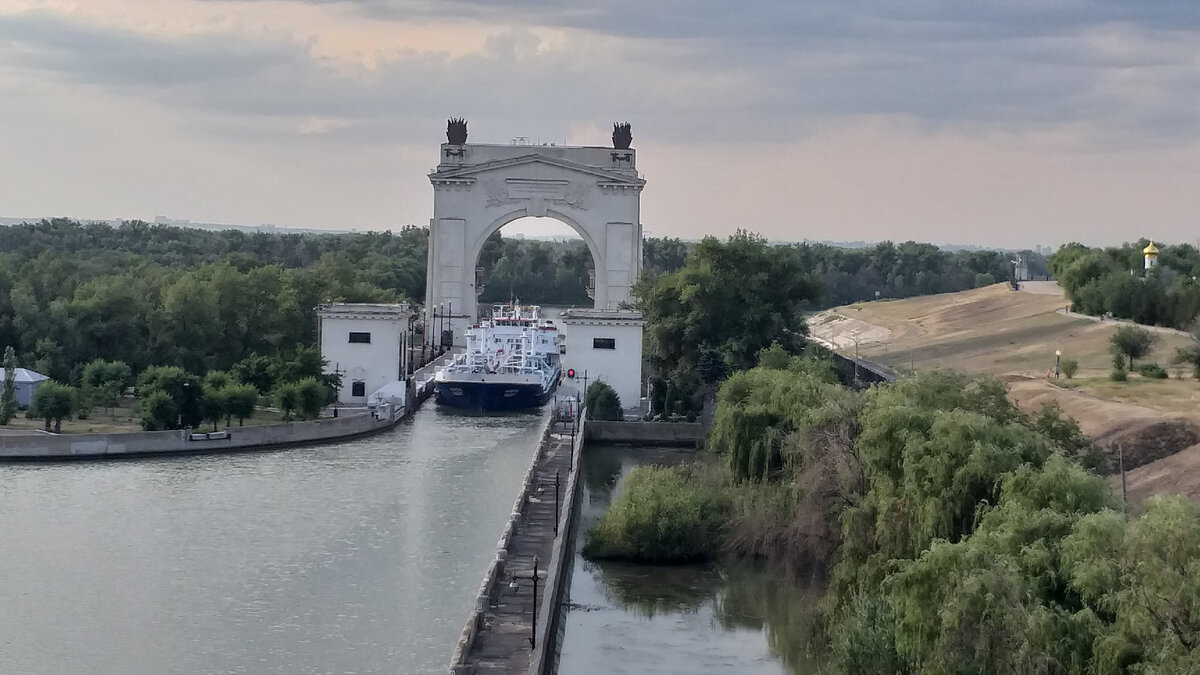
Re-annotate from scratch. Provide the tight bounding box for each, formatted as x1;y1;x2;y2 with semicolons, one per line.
1050;239;1200;329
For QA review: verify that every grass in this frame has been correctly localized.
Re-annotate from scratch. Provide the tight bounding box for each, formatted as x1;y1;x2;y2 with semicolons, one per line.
811;283;1196;418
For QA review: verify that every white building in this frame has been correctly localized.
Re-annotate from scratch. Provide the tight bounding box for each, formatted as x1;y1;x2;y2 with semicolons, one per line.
317;303;412;405
559;308;644;410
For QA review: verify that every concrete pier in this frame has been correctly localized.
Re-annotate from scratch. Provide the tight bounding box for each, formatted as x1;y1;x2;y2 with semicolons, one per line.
448;415;585;675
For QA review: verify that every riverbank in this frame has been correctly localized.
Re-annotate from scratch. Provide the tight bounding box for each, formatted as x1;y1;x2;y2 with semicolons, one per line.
0;352;457;461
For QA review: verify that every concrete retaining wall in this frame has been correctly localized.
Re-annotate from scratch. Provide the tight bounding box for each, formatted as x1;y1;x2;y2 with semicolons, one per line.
585;420;704;446
528;415;585;675
448;411;556;674
0;405;401;460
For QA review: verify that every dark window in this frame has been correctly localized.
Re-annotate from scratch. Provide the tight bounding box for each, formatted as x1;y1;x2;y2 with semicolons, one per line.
348;332;371;344
593;337;616;350
351;381;366;397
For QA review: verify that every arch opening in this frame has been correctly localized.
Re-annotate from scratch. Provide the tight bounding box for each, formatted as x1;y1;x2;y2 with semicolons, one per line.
470;213;600;320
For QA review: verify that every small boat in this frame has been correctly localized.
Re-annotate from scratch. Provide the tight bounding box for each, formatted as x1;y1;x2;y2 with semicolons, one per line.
434;303;562;411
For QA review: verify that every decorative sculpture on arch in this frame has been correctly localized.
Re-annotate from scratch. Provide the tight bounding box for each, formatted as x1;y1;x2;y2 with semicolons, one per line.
612;122;632;149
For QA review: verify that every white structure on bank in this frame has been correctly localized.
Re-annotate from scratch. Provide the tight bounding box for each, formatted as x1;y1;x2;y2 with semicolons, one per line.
559;309;645;410
317;303;412;406
0;367;49;409
427;130;645;346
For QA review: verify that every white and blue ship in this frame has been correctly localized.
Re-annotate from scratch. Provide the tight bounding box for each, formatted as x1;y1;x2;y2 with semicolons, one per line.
434;303;562;411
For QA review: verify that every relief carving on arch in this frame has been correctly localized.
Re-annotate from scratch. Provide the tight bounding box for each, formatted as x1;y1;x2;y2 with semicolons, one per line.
481;178;590;211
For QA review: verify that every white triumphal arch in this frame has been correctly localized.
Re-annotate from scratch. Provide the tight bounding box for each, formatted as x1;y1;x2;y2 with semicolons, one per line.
426;134;645;345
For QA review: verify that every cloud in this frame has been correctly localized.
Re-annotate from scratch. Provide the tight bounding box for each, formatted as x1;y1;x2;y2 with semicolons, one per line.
3;1;1200;150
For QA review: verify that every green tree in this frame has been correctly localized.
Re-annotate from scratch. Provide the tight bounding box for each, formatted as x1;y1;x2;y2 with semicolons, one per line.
30;381;77;433
200;385;227;431
295;377;328;420
140;390;177;431
274;382;300;421
1109;325;1156;370
755;341;791;370
0;345;16;424
1060;357;1079;379
137;365;203;428
635;231;821;382
203;370;232;390
585;380;623;421
231;354;275;393
222;383;259;426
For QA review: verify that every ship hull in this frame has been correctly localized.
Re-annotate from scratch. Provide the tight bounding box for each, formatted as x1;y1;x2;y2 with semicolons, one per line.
435;379;555;411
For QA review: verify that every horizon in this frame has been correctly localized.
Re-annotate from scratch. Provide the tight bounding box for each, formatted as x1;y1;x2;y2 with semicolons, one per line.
2;3;1199;250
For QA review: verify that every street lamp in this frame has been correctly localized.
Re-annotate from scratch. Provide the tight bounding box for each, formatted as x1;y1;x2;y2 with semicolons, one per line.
849;335;861;384
508;555;542;648
1055;349;1062;380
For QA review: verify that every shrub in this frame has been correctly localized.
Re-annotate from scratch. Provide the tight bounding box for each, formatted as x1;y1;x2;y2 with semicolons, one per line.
274;383;300;421
585;380;622;421
1137;362;1168;379
583;464;728;563
1110;369;1128;382
141;390;177;431
1060;357;1079;379
295;377;328;420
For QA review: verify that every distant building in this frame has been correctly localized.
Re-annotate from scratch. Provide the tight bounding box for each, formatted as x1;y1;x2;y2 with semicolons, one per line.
559;309;645;410
1144;241;1159;271
317;303;413;405
0;367;50;409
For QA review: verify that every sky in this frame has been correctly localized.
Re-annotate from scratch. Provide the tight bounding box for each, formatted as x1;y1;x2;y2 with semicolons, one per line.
2;1;1199;249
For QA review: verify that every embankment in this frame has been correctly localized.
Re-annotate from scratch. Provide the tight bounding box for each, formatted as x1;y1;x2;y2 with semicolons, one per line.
0;405;402;460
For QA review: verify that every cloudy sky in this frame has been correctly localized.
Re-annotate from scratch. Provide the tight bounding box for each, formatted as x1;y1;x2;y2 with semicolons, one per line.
2;1;1199;248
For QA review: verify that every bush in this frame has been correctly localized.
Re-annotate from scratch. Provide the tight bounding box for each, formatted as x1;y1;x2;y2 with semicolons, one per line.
585;380;622;421
583;464;728;563
1060;357;1079;379
140;390;177;431
1137;362;1168;379
1110;368;1128;382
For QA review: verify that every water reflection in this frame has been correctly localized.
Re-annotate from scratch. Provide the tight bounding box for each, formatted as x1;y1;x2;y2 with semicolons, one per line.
557;444;825;675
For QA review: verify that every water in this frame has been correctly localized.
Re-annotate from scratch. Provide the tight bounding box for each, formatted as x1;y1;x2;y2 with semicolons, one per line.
0;404;547;675
557;445;825;675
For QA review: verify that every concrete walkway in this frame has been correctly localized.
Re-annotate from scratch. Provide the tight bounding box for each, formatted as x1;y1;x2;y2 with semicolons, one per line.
459;432;573;674
1055;308;1193;339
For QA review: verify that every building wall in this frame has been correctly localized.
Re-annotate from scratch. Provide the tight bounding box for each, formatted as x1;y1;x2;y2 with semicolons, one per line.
319;315;406;404
560;321;643;408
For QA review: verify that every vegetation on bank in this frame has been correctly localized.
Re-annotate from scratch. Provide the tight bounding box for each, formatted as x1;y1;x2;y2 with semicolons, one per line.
1051;239;1200;329
585;363;1200;674
584;380;622;421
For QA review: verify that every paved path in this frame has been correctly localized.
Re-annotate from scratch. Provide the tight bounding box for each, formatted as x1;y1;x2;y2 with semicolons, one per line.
460;433;573;674
1055;308;1193;339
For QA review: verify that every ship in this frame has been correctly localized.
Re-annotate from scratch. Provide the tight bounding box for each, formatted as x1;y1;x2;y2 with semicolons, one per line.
434;303;562;411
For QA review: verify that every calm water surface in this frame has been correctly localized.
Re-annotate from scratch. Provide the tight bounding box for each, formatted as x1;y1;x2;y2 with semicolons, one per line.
557;445;825;675
0;404;546;674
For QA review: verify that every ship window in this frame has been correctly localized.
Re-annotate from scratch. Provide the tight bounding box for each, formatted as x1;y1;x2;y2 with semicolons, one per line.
593;338;616;350
351;381;366;397
348;332;371;344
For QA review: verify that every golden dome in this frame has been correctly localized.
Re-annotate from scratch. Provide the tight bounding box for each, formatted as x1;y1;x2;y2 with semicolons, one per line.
1143;241;1159;255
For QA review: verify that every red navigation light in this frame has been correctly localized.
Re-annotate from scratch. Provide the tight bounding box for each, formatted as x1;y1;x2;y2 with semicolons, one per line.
566;368;576;379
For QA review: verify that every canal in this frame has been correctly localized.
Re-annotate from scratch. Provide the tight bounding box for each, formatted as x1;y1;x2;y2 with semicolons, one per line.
556;444;824;675
0;403;546;674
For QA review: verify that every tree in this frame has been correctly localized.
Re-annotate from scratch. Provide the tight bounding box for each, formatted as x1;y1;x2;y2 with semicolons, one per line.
231;354;274;393
637;232;821;378
137;365;203;429
140;390;177;431
295;377;328;420
274;383;300;421
81;359;132;417
1109;325;1156;370
223;383;259;426
200;385;227;431
0;345;16;424
585;380;623;421
30;381;77;433
1060;357;1079;379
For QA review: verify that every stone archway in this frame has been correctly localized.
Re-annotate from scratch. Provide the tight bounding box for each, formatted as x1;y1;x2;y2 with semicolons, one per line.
427;139;645;346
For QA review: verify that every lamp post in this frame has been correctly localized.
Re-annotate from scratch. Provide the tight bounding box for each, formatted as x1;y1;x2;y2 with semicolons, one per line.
849;335;861;384
508;555;542;648
1055;349;1062;380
